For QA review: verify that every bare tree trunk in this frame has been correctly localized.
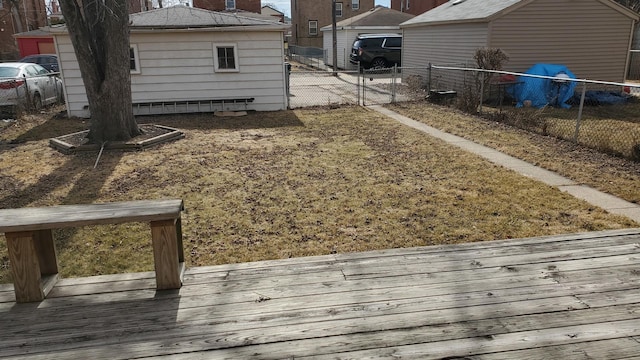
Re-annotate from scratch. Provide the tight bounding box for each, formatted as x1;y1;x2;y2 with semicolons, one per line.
58;0;141;143
9;2;24;33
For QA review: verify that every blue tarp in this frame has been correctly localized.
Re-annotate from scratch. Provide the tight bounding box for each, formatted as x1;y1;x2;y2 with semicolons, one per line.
571;91;630;106
508;63;577;109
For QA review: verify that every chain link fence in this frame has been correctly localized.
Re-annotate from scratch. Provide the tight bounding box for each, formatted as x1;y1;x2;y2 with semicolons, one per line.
287;46;328;71
285;63;430;108
429;64;640;161
286;67;361;109
628;50;640;81
285;61;640;162
0;72;63;118
361;66;433;106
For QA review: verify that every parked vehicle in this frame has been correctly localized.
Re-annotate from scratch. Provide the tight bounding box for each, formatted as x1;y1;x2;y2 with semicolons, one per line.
0;63;64;112
349;34;402;69
19;54;59;73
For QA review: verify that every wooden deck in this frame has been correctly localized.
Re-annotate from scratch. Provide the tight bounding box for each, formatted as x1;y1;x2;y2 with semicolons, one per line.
2;228;640;359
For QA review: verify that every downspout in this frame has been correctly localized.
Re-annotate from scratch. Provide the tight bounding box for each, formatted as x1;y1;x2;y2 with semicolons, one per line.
281;30;289;110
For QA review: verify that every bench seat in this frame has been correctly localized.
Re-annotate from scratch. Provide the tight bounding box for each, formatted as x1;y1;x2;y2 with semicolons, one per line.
0;199;185;303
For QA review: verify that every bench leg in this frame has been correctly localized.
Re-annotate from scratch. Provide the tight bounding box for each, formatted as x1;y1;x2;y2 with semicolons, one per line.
176;217;184;263
150;219;183;290
33;229;59;275
6;231;45;303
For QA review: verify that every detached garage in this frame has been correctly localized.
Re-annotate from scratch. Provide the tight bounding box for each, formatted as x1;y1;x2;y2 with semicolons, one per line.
400;0;639;83
49;6;289;118
321;6;414;69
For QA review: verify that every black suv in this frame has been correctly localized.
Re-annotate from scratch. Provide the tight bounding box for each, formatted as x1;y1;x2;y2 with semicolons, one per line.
349;34;402;69
19;54;59;73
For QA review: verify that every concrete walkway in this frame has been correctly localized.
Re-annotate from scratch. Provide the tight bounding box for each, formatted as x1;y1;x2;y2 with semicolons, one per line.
371;105;640;224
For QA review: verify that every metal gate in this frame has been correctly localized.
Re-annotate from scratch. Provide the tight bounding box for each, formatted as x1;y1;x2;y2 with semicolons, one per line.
285;65;427;108
287;70;361;109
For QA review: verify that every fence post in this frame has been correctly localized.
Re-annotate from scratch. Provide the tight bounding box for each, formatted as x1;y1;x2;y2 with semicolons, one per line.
357;62;361;106
14;80;20;113
285;62;291;109
392;64;397;103
573;82;587;143
23;75;31;112
362;67;367;106
478;71;485;114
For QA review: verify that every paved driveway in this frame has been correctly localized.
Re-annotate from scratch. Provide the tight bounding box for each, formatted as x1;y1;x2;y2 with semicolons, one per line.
288;71;414;109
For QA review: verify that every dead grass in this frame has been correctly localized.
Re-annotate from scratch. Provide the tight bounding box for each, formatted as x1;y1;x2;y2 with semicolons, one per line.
389;102;640;204
0;106;636;283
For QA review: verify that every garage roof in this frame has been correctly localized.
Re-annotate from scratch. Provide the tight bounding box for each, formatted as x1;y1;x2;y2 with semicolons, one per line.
401;0;638;27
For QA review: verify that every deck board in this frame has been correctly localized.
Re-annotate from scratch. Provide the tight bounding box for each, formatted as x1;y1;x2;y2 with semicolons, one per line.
1;229;639;359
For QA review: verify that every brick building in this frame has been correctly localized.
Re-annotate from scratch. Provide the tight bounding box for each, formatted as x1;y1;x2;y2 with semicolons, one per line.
0;0;47;59
291;0;375;47
129;0;153;13
193;0;261;13
390;0;448;16
262;5;285;22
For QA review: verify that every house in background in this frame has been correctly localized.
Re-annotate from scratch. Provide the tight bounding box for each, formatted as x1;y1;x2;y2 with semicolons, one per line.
194;0;261;13
49;6;290;118
400;0;639;85
14;29;55;58
129;0;154;13
194;0;276;21
262;4;285;22
390;0;448;15
49;0;152;20
321;6;414;69
291;0;375;48
0;0;47;59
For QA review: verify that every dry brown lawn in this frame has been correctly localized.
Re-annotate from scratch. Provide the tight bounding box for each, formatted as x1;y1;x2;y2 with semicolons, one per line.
389;102;640;204
0;106;636;283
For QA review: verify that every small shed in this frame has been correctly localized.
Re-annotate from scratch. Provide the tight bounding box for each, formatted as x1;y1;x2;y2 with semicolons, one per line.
14;29;55;58
321;6;414;69
400;0;639;83
49;6;289;118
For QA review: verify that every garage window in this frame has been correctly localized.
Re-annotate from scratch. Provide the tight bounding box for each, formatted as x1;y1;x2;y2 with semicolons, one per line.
214;43;239;72
130;44;140;74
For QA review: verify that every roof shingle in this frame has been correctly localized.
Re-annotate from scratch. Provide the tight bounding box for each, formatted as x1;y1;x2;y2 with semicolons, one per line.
129;5;285;29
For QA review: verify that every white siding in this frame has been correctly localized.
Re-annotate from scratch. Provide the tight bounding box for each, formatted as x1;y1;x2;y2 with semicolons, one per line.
323;30;332;66
490;0;634;82
337;30;351;69
324;30;352;69
55;30;287;118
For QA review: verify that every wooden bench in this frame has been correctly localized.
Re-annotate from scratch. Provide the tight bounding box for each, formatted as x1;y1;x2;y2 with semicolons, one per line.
0;199;185;303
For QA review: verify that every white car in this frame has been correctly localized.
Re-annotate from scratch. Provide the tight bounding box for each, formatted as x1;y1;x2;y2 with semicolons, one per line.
0;62;63;111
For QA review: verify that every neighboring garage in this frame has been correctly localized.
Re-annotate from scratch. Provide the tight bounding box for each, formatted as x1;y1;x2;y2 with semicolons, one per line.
322;6;414;70
400;0;639;83
49;6;289;118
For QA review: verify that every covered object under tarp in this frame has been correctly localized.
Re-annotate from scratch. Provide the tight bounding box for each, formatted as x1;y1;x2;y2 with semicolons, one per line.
510;63;577;109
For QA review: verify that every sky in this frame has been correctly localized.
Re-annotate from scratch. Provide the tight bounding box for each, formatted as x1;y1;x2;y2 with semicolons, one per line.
267;0;391;17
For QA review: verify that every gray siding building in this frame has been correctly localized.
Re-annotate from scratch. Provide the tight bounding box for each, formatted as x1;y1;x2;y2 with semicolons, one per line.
400;0;639;83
